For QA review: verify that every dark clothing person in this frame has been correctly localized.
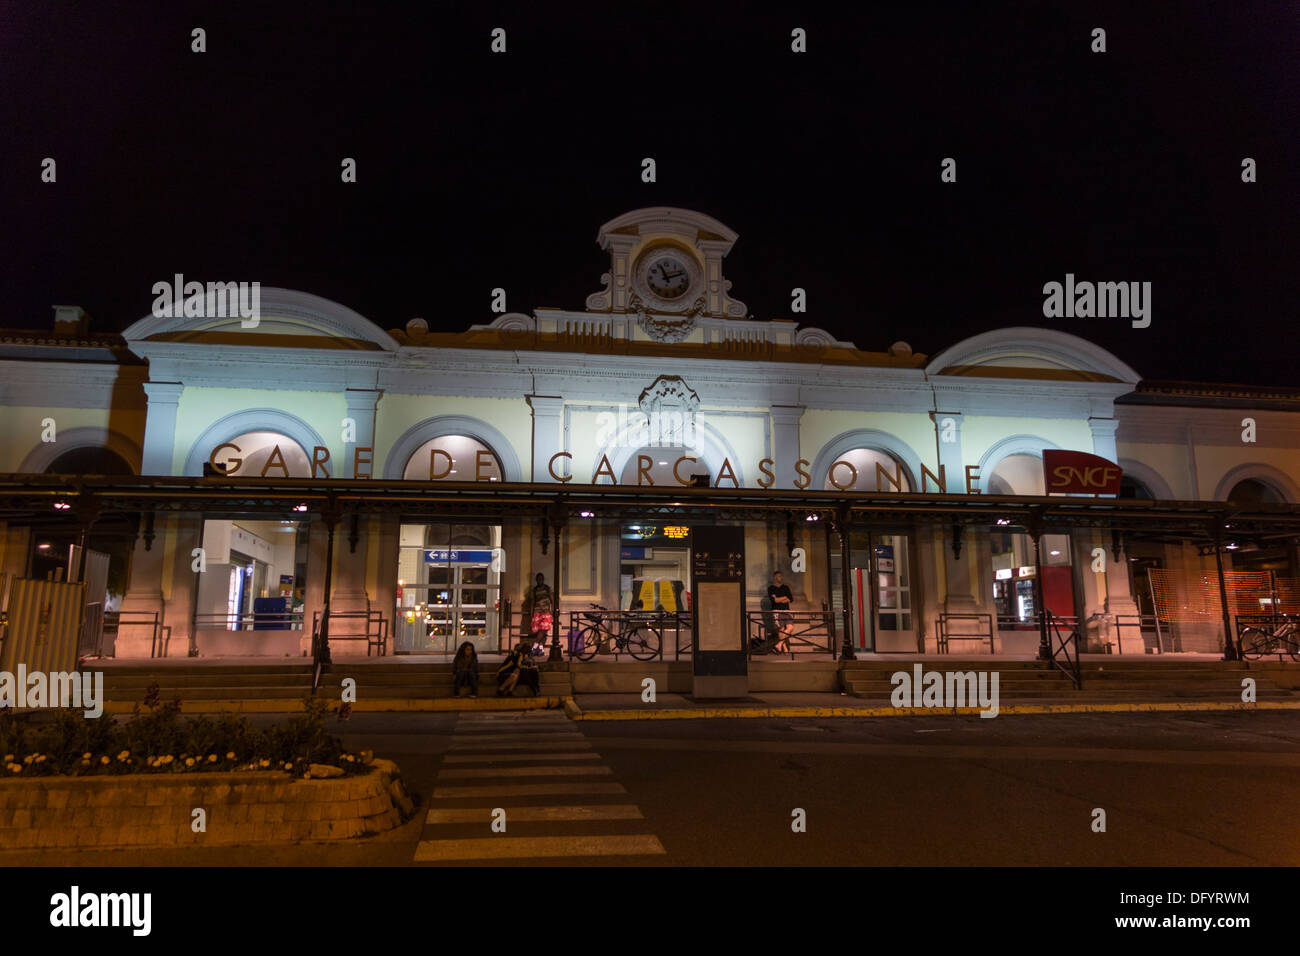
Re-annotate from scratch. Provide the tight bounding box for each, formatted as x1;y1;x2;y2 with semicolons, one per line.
497;645;540;696
453;641;479;697
530;582;554;638
767;583;793;610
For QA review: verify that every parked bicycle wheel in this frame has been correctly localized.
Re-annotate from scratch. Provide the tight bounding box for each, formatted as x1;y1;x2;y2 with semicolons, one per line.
1239;627;1275;660
574;625;602;661
624;624;661;661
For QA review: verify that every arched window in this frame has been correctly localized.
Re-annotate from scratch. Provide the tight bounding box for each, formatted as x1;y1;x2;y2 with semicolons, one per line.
1119;475;1154;499
986;454;1044;496
206;431;311;477
402;435;503;481
821;448;911;492
1228;478;1283;507
46;447;134;476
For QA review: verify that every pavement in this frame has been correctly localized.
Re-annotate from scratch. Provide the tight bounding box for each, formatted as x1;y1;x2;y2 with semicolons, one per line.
6;708;1299;867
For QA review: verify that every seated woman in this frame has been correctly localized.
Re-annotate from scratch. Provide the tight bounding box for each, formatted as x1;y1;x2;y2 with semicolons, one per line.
497;643;540;696
452;641;479;698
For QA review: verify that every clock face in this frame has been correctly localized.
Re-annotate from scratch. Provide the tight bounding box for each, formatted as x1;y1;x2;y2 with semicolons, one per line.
645;254;691;300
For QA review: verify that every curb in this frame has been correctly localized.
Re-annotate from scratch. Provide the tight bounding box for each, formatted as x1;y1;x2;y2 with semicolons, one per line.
102;696;566;715
565;699;1300;721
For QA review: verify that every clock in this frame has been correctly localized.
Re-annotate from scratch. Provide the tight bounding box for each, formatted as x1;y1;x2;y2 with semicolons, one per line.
645;253;691;300
633;245;700;312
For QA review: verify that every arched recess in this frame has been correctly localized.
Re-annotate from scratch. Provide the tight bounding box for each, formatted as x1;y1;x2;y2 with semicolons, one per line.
975;435;1062;494
383;415;524;483
18;426;142;475
1117;458;1176;501
182;409;327;477
1212;462;1300;504
809;429;923;493
603;417;746;487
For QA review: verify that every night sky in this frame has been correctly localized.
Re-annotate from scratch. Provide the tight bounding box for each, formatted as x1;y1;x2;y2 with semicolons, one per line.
1;1;1296;385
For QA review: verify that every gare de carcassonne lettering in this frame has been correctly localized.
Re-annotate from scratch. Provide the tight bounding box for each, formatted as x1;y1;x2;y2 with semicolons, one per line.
207;443;995;492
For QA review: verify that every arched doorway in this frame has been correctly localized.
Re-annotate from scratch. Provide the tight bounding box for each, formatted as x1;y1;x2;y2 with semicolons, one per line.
195;430;313;645
822;447;916;652
396;436;507;654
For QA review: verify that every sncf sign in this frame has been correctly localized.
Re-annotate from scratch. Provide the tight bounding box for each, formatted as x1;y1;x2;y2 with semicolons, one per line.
1042;450;1123;495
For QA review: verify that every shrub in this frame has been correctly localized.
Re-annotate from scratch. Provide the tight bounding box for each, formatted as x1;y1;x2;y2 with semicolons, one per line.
1;695;366;779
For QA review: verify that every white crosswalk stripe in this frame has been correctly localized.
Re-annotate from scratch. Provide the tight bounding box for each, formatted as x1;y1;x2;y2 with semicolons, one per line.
412;712;666;862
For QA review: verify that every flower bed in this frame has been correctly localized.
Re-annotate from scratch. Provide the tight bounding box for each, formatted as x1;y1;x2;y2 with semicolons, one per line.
1;693;367;780
0;694;415;850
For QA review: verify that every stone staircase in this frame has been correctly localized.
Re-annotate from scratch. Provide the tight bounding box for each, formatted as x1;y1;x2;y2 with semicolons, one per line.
100;660;572;706
840;658;1298;703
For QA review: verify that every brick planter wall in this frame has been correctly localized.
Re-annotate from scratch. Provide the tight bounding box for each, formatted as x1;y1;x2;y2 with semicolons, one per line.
0;758;414;850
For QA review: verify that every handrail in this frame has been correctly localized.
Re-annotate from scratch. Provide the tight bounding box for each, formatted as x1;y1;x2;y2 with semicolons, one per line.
938;612;995;654
745;609;834;660
311;609;387;657
103;610;163;659
1109;613;1161;655
1043;610;1082;689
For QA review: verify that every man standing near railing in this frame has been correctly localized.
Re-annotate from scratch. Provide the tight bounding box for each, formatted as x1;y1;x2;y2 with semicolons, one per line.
768;570;795;653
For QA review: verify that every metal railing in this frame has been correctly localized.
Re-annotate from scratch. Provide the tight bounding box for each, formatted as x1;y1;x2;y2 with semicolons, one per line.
311;609;388;657
563;608;683;661
937;612;995;654
745;609;835;660
1108;613;1162;655
1043;610;1082;689
194;611;304;632
102;610;166;658
79;602;105;658
1233;613;1300;662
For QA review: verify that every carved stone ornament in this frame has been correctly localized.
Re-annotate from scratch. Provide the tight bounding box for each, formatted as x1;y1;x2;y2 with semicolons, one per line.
631;292;707;344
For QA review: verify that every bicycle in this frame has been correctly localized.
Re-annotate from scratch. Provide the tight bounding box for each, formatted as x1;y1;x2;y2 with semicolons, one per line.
573;603;661;661
1239;615;1300;662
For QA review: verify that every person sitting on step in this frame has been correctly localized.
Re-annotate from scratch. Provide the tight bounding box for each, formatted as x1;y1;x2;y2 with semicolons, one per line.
452;641;479;698
497;643;540;697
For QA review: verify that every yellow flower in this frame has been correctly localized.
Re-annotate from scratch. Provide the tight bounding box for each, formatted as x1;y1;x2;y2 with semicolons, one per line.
225;751;235;760
185;757;195;767
304;772;312;779
23;755;35;764
2;754;11;762
117;750;129;760
283;762;292;770
82;752;92;759
99;756;110;765
207;754;217;763
258;759;270;768
35;755;46;763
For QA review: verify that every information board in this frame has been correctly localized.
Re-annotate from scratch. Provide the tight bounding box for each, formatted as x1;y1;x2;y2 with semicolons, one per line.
690;526;747;698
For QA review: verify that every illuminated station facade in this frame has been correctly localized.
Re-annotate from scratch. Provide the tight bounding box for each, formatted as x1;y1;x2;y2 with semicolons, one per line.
2;207;1298;663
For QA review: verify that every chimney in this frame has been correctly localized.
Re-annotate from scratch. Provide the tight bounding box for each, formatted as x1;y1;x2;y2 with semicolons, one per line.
52;305;89;337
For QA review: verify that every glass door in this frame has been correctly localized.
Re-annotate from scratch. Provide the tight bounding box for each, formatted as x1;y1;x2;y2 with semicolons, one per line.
395;522;502;654
872;533;914;649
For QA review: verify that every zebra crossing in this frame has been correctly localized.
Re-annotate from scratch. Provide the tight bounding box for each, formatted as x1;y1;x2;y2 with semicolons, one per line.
413;711;666;863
